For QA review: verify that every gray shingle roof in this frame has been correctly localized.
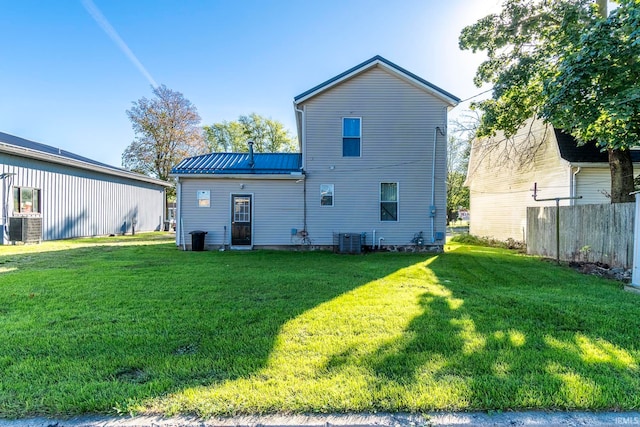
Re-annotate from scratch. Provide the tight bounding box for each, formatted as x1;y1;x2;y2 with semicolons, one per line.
554;129;640;163
0;131;170;187
171;152;302;175
0;131;121;170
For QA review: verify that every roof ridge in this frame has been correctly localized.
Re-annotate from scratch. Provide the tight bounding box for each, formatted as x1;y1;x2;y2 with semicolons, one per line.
293;55;460;104
0;131;124;171
0;131;170;187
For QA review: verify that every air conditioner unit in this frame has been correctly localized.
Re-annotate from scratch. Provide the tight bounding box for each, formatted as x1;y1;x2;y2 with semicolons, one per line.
334;232;362;254
8;217;42;243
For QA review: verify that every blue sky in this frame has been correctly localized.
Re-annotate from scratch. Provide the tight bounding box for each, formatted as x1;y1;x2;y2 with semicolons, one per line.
1;0;502;168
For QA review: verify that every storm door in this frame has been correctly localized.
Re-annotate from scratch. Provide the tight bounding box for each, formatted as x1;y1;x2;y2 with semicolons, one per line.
231;195;252;246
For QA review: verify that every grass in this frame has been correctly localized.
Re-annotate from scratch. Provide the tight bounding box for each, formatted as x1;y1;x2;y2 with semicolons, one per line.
0;233;639;418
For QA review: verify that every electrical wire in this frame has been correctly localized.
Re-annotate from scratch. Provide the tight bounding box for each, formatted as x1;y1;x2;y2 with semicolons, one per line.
456;88;495;104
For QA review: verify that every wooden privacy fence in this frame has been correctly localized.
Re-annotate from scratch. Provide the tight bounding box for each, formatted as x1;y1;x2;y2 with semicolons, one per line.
526;202;634;268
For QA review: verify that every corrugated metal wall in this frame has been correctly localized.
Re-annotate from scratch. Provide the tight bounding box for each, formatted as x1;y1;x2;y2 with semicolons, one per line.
298;67;450;247
0;152;165;242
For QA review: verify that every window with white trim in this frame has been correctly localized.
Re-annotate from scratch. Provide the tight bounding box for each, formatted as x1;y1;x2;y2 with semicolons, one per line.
13;187;41;214
342;117;361;157
197;190;210;207
380;182;398;221
233;196;251;222
320;184;334;206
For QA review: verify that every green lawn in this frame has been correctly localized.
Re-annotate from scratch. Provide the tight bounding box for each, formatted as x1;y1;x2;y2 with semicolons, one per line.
0;233;639;418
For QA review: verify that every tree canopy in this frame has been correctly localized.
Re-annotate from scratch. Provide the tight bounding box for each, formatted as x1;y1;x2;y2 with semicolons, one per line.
204;113;298;153
123;85;206;181
460;0;640;202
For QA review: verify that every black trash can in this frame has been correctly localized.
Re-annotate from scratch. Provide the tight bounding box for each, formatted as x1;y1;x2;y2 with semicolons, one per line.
189;230;208;251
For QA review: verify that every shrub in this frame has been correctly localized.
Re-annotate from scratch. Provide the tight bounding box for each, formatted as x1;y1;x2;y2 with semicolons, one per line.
450;233;526;252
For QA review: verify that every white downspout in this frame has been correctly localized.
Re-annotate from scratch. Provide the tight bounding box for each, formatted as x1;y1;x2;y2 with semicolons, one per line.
571;166;581;205
294;104;307;235
294;104;305;171
176;177;182;247
431;127;437;243
431;125;445;243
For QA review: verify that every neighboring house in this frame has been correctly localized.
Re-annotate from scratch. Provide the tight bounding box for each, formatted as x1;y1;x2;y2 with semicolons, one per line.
0;132;170;244
466;119;640;242
171;55;460;251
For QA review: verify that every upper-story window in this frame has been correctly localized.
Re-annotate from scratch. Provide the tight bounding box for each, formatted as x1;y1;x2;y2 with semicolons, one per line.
342;117;361;157
13;187;41;214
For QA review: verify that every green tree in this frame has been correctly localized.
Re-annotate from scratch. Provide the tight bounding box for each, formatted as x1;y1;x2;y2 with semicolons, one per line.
447;171;470;223
543;1;640;202
446;112;476;222
203;120;246;152
123;85;206;183
460;0;640;202
204;113;298;153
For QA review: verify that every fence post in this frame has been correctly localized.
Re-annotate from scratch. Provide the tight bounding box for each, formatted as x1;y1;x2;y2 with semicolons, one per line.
532;182;582;265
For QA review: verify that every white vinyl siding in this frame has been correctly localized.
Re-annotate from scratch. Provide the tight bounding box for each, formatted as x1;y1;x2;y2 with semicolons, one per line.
178;178;304;248
467;120;569;242
574;168;615;205
466;119;640;242
298;66;449;246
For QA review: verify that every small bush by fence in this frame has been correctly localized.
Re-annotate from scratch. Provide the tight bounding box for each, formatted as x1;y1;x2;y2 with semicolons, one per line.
450;233;526;252
526;202;634;268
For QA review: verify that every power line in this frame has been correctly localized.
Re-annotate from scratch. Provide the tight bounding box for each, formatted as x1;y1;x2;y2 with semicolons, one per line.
457;88;494;104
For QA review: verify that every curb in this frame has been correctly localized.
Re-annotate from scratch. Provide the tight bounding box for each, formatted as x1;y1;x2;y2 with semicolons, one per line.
2;412;640;427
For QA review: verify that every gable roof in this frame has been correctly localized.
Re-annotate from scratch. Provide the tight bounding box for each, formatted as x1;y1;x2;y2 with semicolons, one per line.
171;152;302;176
293;55;460;106
0;131;170;187
554;129;640;163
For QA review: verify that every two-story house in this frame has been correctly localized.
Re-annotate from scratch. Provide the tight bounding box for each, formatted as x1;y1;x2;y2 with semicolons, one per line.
171;56;459;251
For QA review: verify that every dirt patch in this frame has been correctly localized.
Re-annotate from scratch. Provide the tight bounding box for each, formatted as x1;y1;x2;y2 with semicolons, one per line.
114;367;151;384
568;261;631;282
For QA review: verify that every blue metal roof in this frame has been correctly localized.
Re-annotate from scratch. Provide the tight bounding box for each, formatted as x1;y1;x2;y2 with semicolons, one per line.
171;152;302;175
294;55;460;104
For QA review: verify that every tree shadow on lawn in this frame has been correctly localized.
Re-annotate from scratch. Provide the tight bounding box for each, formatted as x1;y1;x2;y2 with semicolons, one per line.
0;244;426;416
324;247;640;411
